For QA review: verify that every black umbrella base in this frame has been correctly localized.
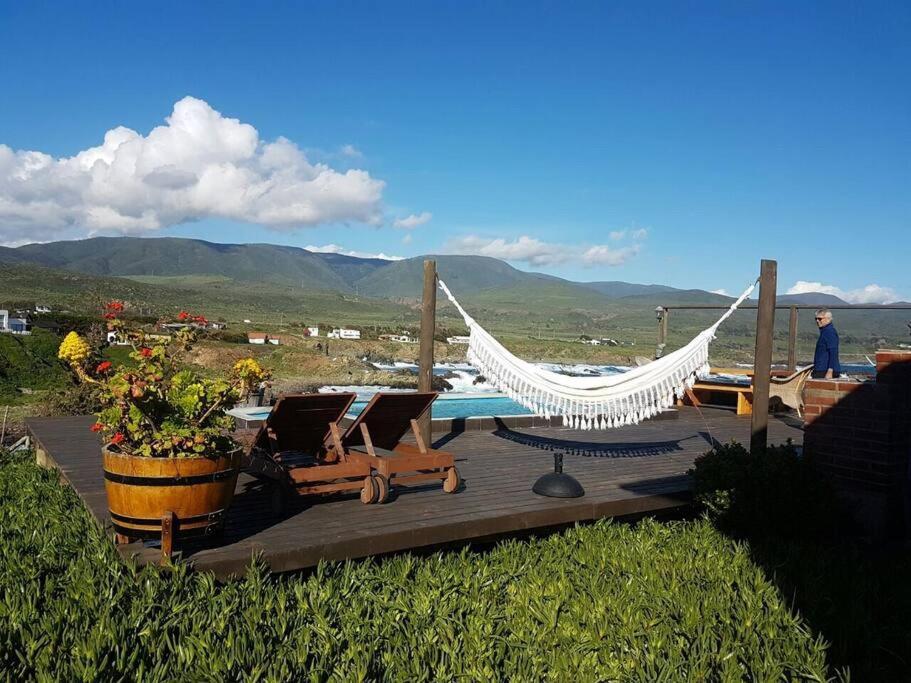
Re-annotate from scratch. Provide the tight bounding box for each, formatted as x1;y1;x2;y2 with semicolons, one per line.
532;471;585;498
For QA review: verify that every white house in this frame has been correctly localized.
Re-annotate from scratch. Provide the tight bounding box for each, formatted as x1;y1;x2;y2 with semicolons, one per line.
248;332;281;345
1;310;31;335
328;328;360;340
380;333;417;343
35;304;51;314
446;335;470;344
307;327;319;337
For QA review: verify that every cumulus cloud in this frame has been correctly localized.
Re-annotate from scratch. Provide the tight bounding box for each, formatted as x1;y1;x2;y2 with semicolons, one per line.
0;97;386;245
393;211;432;229
339;144;363;158
581;244;641;266
786;280;900;304
446;234;643;268
305;243;404;261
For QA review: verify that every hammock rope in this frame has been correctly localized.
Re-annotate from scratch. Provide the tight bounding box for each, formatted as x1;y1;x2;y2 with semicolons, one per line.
438;279;757;429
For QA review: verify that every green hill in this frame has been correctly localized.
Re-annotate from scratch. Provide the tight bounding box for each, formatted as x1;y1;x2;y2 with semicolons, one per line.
5;237;354;292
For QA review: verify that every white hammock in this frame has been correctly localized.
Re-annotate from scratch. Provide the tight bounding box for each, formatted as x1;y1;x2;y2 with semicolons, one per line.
438;279;757;429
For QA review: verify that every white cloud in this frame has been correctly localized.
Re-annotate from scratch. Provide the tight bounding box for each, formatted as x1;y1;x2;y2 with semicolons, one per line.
339;144;363;158
393;211;432;229
0;97;386;245
401;233;413;245
581;244;641;266
710;288;730;296
786;280;900;304
630;228;648;240
446;234;642;268
305;243;404;261
609;230;626;240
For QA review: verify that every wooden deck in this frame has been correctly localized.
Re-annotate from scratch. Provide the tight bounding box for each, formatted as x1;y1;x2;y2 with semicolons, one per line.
26;408;803;579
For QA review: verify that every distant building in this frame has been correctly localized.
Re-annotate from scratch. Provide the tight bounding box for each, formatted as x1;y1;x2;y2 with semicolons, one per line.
0;310;30;335
35;304;51;314
209;322;227;330
306;327;319;337
446;335;470;344
248;332;281;345
328;328;361;340
380;333;417;343
107;331;131;345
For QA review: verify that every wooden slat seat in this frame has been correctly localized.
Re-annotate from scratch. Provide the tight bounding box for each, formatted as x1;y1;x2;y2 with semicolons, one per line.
246;393;381;503
335;392;461;495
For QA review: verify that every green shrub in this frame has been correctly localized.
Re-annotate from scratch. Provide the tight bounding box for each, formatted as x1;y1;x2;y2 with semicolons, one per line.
0;451;837;681
688;440;843;539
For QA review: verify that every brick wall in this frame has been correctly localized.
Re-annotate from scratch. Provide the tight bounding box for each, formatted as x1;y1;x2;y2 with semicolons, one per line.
803;350;911;538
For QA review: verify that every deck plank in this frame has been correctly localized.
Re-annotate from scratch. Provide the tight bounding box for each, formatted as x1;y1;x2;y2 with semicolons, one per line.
25;408;803;579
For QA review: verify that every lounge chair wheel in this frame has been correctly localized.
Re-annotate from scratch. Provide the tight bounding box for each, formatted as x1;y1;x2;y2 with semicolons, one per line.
360;476;379;505
373;473;390;504
443;466;461;493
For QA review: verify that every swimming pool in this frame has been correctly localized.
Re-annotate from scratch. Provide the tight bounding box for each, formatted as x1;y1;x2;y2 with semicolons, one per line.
229;393;532;422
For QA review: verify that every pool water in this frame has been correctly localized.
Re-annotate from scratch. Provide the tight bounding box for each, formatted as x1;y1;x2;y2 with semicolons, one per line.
230;393;532;422
350;395;532;419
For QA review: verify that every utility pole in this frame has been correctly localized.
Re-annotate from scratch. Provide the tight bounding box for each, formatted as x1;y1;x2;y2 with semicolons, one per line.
417;260;437;446
750;259;777;454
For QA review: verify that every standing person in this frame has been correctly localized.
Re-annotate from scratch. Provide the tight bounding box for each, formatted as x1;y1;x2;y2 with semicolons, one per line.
813;308;841;378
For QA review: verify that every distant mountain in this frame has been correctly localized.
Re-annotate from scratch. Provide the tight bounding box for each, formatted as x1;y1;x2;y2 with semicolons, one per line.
581;281;679;298
0;235;772;308
3;237;354;291
777;293;849;306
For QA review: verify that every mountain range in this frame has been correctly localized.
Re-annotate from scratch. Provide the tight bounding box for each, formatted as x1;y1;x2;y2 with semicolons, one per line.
0;236;857;306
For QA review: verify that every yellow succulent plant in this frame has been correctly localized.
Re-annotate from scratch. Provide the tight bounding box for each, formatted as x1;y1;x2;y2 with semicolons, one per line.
58;331;92;367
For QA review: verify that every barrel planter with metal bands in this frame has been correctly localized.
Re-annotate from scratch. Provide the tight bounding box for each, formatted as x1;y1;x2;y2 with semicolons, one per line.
102;446;242;540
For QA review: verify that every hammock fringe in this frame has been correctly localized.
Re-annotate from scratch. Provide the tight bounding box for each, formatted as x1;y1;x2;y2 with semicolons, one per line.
438;279;757;429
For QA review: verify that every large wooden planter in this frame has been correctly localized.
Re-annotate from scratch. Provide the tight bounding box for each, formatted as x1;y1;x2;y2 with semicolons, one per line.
103;446;242;558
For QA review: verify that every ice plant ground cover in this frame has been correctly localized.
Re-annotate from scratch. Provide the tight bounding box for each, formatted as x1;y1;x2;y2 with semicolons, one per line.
0;451;842;681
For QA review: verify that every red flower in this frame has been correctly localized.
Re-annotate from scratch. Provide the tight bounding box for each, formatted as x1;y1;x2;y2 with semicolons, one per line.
90;422;104;433
110;433;125;445
106;301;124;312
193;315;208;325
103;313;116;320
139;347;153;358
177;311;190;321
96;361;112;373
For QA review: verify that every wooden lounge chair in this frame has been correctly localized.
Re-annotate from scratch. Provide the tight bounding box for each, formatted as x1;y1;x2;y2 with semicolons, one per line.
332;392;461;502
246;393;389;509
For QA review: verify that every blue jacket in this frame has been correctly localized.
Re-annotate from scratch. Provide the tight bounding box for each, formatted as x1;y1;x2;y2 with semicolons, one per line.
814;323;840;374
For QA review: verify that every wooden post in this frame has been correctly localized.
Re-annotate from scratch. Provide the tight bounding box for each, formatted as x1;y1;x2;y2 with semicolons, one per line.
655;307;668;358
161;512;175;563
750;259;777;453
787;305;798;372
418;259;437;446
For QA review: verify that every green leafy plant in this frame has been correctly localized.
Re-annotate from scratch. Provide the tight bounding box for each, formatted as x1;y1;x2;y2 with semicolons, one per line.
0;450;842;681
688;440;844;540
58;301;269;458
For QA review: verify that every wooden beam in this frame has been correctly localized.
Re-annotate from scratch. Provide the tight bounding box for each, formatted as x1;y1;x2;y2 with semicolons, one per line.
418;259;437;446
750;259;777;453
656;307;668;358
787;305;798;372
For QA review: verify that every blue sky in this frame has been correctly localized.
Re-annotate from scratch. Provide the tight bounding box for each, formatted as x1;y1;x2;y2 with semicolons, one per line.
0;1;908;301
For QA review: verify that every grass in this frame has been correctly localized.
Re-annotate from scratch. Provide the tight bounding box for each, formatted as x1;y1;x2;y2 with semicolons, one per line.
0;449;838;681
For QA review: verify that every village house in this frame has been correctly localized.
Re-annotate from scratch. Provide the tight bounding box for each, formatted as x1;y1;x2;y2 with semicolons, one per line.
446;335;470;344
248;332;281;345
0;309;31;335
327;328;360;340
